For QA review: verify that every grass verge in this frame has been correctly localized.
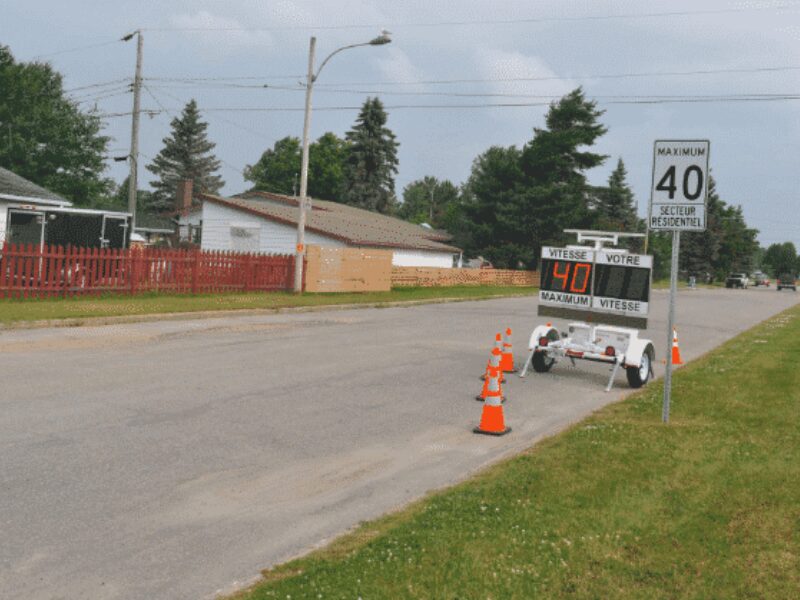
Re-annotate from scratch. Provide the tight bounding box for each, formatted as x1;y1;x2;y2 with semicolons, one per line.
0;286;537;325
233;305;800;599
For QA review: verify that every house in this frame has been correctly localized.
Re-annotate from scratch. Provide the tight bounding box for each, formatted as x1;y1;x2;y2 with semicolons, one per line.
133;213;176;246
0;166;131;248
185;188;462;268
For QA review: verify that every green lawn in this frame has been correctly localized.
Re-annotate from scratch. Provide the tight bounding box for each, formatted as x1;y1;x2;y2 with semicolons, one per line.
233;305;800;599
0;286;537;325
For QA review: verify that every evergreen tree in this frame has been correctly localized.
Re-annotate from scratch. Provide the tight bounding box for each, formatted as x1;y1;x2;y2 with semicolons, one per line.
680;176;723;280
593;158;641;233
146;99;223;212
679;176;758;280
462;146;524;266
0;45;112;205
342;97;399;214
465;88;607;268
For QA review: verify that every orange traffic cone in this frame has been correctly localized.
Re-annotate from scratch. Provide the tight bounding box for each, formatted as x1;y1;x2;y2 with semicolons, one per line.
500;327;516;373
477;346;505;402
671;328;683;365
480;333;506;382
474;368;511;436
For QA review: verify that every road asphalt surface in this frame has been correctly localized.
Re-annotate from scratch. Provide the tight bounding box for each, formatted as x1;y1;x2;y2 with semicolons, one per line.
1;287;797;599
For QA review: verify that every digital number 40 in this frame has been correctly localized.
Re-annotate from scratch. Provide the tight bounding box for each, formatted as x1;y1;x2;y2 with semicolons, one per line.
553;261;591;293
656;165;704;200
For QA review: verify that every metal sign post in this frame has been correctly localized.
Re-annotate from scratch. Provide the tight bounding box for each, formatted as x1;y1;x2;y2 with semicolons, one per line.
663;230;680;422
648;140;710;423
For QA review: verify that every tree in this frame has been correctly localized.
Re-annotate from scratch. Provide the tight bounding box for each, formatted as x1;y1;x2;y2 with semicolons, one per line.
244;136;300;196
763;242;798;276
399;176;460;227
342;97;399;214
308;132;347;201
462;145;524;266
244;132;348;201
593;158;641;232
464;88;608;268
680;176;758;281
146;99;223;212
680;176;723;279
0;45;112;205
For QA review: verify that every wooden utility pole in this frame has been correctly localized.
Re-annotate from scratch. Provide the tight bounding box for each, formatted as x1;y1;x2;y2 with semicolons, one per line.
126;30;143;233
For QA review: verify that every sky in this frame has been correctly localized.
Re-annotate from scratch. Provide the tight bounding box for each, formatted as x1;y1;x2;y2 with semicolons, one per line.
2;0;799;249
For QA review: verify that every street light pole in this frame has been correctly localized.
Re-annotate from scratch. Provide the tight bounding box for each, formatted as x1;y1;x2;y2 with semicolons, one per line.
293;32;392;293
294;36;316;293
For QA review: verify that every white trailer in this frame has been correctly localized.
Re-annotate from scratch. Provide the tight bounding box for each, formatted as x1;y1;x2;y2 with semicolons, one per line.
520;230;655;391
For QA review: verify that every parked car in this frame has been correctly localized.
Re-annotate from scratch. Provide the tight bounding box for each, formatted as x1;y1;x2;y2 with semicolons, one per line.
725;273;750;289
751;272;770;287
777;273;797;291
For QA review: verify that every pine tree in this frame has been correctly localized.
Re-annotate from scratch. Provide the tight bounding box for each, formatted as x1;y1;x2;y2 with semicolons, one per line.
465;88;607;268
146;99;223;212
594;158;641;231
342;97;399;214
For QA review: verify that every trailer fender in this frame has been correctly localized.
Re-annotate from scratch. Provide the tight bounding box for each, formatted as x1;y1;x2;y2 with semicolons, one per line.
625;337;655;368
528;325;560;350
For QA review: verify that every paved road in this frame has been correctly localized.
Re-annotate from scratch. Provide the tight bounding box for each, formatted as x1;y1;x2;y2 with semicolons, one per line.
1;287;797;599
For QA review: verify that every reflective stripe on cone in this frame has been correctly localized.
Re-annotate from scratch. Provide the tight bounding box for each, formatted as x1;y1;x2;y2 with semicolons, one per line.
477;346;505;402
500;327;516;373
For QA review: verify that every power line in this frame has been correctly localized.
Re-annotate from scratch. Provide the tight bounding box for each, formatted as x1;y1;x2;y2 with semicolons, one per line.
146;85;280;144
141;86;249;177
30;39;124;60
141;3;800;32
97;94;800;118
314;65;800;88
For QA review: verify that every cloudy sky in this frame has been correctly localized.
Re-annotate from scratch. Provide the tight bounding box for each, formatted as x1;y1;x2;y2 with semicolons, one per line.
3;0;799;248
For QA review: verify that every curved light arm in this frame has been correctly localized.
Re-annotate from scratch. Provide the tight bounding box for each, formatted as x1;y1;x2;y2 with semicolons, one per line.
313;34;391;82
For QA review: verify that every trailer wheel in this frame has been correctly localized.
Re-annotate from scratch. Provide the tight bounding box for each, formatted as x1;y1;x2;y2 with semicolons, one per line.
626;346;654;388
532;351;555;373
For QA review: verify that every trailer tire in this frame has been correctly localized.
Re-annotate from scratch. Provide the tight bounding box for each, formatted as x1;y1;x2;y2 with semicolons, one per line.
532;351;555;373
626;345;654;388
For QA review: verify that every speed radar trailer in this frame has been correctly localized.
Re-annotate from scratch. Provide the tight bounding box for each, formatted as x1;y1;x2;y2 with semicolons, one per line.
520;230;655;392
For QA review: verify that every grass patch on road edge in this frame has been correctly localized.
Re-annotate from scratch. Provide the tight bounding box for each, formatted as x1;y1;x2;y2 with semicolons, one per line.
0;286;537;325
233;305;800;599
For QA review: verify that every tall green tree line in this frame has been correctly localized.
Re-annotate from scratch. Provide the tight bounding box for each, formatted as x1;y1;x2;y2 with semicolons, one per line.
0;45;111;204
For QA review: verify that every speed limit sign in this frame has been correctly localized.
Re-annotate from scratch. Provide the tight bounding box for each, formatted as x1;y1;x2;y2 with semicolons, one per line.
648;140;709;232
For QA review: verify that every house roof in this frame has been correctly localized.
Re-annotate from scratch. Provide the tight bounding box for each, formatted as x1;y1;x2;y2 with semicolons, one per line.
0;166;71;204
199;190;461;254
134;213;175;233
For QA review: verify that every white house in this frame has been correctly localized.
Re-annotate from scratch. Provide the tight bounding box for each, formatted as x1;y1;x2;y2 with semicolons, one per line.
191;190;461;268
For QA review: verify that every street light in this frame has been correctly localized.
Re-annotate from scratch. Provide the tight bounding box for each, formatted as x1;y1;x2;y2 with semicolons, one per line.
293;32;392;292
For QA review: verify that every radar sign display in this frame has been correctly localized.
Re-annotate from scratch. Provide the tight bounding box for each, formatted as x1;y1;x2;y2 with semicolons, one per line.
538;246;652;328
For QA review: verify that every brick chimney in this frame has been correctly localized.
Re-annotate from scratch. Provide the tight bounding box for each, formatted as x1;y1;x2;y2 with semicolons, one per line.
175;179;193;215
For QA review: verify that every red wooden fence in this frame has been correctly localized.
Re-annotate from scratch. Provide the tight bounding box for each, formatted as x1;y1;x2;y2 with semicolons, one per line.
0;242;295;299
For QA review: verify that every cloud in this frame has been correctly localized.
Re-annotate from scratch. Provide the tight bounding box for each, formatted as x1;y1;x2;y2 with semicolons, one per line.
373;47;424;86
170;10;274;50
472;47;578;120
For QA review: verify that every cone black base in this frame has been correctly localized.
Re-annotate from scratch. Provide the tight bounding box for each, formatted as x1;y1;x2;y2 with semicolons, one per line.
473;426;511;436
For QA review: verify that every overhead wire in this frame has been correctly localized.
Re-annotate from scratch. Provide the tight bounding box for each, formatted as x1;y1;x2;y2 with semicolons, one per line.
96;93;800;119
140;3;800;32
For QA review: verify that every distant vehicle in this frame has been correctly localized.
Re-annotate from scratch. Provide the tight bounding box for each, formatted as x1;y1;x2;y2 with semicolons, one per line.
725;273;750;289
751;272;770;287
777;273;797;291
